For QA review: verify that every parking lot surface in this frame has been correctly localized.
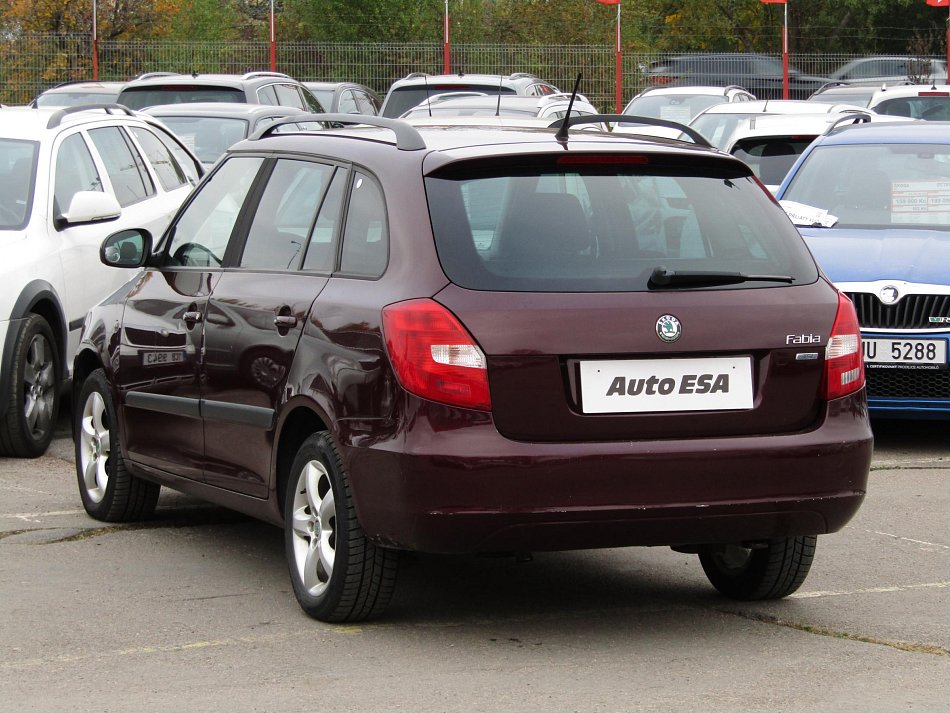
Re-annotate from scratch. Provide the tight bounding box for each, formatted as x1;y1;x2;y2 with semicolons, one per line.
1;412;948;712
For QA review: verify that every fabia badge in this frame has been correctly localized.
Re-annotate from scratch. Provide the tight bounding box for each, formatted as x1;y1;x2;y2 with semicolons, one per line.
656;314;682;343
879;285;900;305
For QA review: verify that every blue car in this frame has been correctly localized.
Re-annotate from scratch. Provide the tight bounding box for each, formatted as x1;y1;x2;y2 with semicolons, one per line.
777;121;950;419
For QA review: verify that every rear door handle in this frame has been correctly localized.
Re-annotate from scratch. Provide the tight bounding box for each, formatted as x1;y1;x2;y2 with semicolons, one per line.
274;315;298;328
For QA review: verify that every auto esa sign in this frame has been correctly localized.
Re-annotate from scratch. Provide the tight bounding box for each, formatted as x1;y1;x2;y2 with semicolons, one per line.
580;356;754;414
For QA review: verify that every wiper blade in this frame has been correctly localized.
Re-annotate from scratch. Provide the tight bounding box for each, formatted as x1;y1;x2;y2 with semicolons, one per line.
648;266;795;289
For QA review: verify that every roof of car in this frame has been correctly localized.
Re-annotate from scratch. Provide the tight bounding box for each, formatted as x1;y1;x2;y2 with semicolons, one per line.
632;85;750;98
869;83;950;100
0;104;151;138
390;72;548;86
121;71;299;88
402;94;597;117
39;80;126;93
810;119;950;145
142;102;308;119
697;99;865;115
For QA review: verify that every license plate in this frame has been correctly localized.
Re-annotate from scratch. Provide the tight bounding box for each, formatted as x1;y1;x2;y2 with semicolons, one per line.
862;338;947;368
142;351;185;366
580;356;753;414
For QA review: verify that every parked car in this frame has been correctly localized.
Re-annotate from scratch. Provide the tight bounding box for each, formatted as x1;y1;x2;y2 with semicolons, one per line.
868;84;950;120
72;113;871;622
690;99;870;148
31;81;126;108
643;53;833;100
399;93;599;120
622;85;755;125
302;81;381;115
807;83;883;108
0;104;203;457
380;72;560;118
776;121;950;418
116;71;325;112
143;102;311;168
829;56;947;86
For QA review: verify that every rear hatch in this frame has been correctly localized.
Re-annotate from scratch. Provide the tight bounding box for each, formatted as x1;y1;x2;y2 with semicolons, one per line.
425;149;835;441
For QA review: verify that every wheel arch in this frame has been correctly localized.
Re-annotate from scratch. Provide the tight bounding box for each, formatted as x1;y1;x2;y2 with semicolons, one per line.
274;402;329;517
1;281;68;402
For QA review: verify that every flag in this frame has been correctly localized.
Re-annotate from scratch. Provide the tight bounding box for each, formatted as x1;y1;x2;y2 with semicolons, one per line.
927;0;950;6
595;0;620;4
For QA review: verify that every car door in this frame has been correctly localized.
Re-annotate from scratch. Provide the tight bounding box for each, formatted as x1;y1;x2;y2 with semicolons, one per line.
117;155;265;478
199;157;346;496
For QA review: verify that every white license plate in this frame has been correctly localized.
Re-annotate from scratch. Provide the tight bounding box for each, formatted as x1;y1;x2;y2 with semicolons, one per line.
142;351;185;366
862;338;947;368
580;356;753;414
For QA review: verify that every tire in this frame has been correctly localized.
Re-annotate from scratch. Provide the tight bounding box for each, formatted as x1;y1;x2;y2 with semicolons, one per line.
74;369;160;522
0;313;60;458
284;432;398;622
699;535;817;600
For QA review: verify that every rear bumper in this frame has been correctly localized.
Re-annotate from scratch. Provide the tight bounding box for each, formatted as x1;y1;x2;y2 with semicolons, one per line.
342;393;872;553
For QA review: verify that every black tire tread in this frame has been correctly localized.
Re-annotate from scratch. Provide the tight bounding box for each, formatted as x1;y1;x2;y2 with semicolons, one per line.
700;535;816;601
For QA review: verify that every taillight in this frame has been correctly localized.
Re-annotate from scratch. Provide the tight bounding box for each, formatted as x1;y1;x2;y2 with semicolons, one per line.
822;292;865;400
382;299;491;411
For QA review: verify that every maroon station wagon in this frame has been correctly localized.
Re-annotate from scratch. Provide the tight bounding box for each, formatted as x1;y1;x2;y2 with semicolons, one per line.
72;113;873;622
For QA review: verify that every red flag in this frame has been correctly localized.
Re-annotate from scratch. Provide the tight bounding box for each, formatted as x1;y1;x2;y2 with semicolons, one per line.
594;0;620;4
927;0;950;6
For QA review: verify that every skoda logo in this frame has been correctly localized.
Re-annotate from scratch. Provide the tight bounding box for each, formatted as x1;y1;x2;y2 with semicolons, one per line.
656;314;682;343
879;285;900;305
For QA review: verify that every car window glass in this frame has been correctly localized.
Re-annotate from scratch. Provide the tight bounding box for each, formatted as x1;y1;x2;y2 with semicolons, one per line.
53;133;103;217
274;83;305;109
340;171;388;277
130;127;188;191
257;85;278;105
166;156;264;267
355;91;377;115
240;159;335;270
338;91;358;114
302;169;345;272
0;139;37;229
88;126;154;207
147;123;203;184
301;87;325;113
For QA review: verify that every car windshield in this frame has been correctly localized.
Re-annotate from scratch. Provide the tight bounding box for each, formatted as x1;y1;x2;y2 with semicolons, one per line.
691;113;758;148
0;139;38;230
732;137;815;185
153;116;249;164
625;95;726;124
384;85;516;118
118;86;245;110
782;142;950;228
425;154;817;292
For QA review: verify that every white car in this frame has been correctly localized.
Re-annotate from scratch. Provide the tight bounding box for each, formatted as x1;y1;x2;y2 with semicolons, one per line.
0;105;202;457
400;93;599;121
622;85;756;125
867;84;950;120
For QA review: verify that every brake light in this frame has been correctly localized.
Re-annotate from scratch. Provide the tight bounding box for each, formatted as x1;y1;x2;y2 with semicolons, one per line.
382;299;491;411
822;292;865;400
558;155;649;166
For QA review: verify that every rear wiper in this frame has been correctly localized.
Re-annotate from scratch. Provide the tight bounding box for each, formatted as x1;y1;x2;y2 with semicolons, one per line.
648;266;795;289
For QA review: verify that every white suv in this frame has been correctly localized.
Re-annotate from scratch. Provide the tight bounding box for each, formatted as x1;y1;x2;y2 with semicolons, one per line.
0;105;202;457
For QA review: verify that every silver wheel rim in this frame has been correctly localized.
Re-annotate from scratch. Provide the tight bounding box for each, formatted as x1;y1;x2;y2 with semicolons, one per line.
290;459;336;597
23;333;55;439
79;391;110;504
713;544;753;573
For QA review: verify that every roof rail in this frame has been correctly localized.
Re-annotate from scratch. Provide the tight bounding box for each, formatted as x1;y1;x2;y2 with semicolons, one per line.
822;111;873;136
243;71;292;80
46;103;137;129
812;81;852;95
722;84;747;95
549;114;713;148
405;72;429;80
541;92;591;105
508;72;540;80
251;113;426;151
134;71;179;81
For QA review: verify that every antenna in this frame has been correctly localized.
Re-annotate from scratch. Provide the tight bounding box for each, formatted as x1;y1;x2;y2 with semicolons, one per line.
425;75;432;117
495;74;503;116
555;73;582;143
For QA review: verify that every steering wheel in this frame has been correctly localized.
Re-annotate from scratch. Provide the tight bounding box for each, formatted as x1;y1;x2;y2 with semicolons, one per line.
172;242;222;267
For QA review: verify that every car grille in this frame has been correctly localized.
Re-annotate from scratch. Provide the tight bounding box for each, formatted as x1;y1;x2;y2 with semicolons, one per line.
846;292;950;330
866;368;950;399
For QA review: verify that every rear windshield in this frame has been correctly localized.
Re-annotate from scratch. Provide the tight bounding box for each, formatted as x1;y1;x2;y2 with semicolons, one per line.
383;85;516;118
118;86;244;110
154;116;249;164
426;154;818;292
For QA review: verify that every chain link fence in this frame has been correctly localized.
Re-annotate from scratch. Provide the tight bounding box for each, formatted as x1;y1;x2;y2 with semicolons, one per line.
0;34;932;109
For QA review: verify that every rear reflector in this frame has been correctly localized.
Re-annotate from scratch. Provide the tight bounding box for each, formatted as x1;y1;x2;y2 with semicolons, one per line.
382;299;491;411
822;292;865;401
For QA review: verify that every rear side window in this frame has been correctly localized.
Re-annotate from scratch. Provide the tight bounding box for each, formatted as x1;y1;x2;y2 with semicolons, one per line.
88;126;154;206
53;133;103;218
340;171;388;277
0;139;37;229
426;154;818;292
130;127;189;191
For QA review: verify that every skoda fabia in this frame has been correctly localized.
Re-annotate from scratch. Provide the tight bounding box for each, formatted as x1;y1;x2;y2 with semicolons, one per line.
72;112;873;621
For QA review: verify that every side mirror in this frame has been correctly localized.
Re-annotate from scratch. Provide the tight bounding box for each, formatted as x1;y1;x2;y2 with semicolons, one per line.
100;228;153;268
57;191;121;228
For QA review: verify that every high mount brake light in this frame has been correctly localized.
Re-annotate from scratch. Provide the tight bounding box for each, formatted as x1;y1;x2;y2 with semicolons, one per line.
822;292;865;401
382;299;491;411
558;155;649;166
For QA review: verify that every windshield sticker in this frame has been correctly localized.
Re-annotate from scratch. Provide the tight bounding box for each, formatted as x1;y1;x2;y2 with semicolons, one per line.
779;200;838;228
891;180;950;224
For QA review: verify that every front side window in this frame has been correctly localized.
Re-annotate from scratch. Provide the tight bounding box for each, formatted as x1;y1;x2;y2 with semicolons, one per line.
0;139;38;229
426;154;817;292
130;127;189;191
240;159;336;270
88;126;154;206
782;142;950;228
53;133;102;218
165;156;264;267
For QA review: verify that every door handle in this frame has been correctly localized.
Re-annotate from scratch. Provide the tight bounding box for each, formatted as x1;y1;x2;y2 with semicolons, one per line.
274;315;298;329
182;310;203;326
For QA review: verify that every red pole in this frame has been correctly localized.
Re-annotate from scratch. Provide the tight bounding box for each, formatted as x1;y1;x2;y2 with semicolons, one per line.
443;0;451;74
615;2;622;112
269;0;276;72
92;0;98;80
782;3;789;100
946;9;949;83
